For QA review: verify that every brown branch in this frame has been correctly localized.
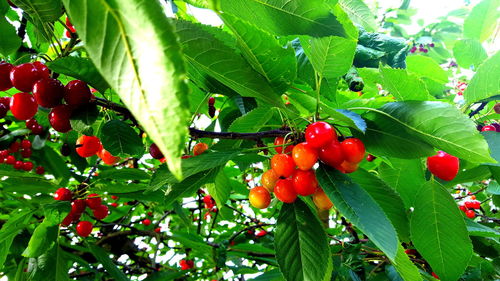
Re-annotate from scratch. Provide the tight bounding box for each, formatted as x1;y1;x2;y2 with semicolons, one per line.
189;128;292;140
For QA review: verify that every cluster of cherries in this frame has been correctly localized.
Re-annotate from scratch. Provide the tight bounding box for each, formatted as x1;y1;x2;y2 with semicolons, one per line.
54;188;109;237
458;198;481;219
202;193;218;219
0;139;44;174
179;259;194;270
140;212;161;233
249;121;366;210
409;42;434;54
75;134;120;165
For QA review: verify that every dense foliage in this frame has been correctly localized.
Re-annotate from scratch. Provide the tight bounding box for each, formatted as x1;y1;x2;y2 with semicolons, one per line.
0;0;499;280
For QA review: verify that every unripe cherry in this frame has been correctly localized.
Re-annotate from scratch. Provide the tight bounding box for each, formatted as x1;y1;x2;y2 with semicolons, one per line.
249;186;271;209
312;188;333;210
261;169;279;192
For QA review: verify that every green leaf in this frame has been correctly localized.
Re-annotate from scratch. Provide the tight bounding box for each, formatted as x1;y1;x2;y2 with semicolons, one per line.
98;168;150;181
453;39;488;69
316;165;399;259
11;0;62;22
228;107;274;133
350;169;410;241
466;219;500;237
174;20;283;108
220;14;297;94
46;57;110;93
338;0;377;32
27;246;69;281
463;0;500;42
275;199;332;281
22;221;58;258
30;146;71;186
207;169;232;208
63;0;190;180
406;55;448;84
410;181;473;281
88;244;130;281
220;0;346;37
483;131;500;164
0;17;21;56
70;103;99;135
463;51;500;104
486;180;500;195
0;210;33;245
379;66;431;101
320;104;367;132
100;120;144;157
356;101;494;163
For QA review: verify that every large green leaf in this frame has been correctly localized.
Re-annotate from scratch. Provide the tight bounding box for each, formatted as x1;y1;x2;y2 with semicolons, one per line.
220;0;346;37
22;221;58;258
463;0;500;42
0;210;33;245
207;169;233;209
316;165;399;259
27;246;69;281
338;0;377;32
379;66;431;101
0;17;21;56
406;55;448;84
46;57;110;93
275;199;332;281
410;181;473;281
30;146;71;186
100;120;144;157
220;14;296;94
11;0;62;43
174;20;283;108
63;0;190;180
452;39;488;69
355;101;494;163
463;51;500;104
89;244;129;281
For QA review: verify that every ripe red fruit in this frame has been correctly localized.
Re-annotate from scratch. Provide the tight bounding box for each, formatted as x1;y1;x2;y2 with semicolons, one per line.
26;118;38;129
76;135;102;157
305;121;336;149
404;249;417;255
193;142;208;156
76;221;93;237
271;154;296;178
5;155;15;165
0;62;13;91
30;124;43;135
22;161;33;171
426;151;459;181
465;210;475;219
249;186;271;209
33;78;64;108
0;97;10;109
319;140;344;168
292;169;318;196
49;104;73;133
340;138;365;163
0;103;7;119
64;80;91;106
35;166;45;174
458;205;466;212
481;125;496;132
208;97;215;105
9;141;20;153
431;272;440;280
13;160;23;170
203;195;215;209
0;150;8;158
97;148;120;165
292;142;318;171
149;143;164;159
93;205;109;220
110;202;118;208
54;188;72;201
85;193;102;209
21;139;31;149
9;63;44;92
10;92;38;120
154;227;161;233
338;161;359;173
61;213;74;227
366;154;376;162
65;17;76;33
71;199;87;215
255;230;267;237
179;259;194;270
274;137;294;154
111;195;119;200
32;62;50;79
142;219;151;226
274;178;297;203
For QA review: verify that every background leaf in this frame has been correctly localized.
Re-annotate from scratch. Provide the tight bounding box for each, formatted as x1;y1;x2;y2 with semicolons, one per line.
0;17;21;56
379;66;431;101
47;57;110;93
338;0;377;32
463;0;500;42
463;51;500;104
452;39;488;69
100;120;144;157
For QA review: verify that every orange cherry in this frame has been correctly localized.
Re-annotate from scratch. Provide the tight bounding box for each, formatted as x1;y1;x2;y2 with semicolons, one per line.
193;142;208;156
261;169;279;192
292;142;318;171
97;148;120;165
312;188;333;210
271;154;296;178
249;186;271;209
338;161;359;173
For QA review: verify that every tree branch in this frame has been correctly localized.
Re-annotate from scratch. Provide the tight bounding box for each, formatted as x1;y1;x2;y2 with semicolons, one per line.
189;128;291;140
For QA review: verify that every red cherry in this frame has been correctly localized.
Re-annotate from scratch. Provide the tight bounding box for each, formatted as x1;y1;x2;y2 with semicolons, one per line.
305;121;336;149
76;221;93;237
49;104;73;133
22;161;33;171
154;227;161;233
54;188;72;201
193;142;208;156
9;63;43;92
71;199;87;215
32;78;64;108
292;142;318;171
208;96;215;105
20;139;31;149
10;92;38;120
292;169;319;196
35;166;45;174
110;202;118;208
274;137;294;154
21;148;31;158
97;148;120;165
431;272;440;280
149;143;164;159
459;205;466;212
32;62;50;80
366;154;376;162
340;138;365;163
8;141;20;153
271;154;296;178
0;62;14;91
0;150;8;158
426;151;459;181
85;193;102;209
93;205;109;220
64;80;91;106
76;135;102;157
255;230;267;237
61;213;74;227
30;124;43;135
404;249;417;255
142;219;151;226
13;160;23;170
5;155;15;165
26;118;38;129
481;125;496;132
65;17;76;33
274;178;297;203
319;140;344;168
111;195;119;200
465;209;475;219
0;103;7;118
338;161;359;173
0;97;10;109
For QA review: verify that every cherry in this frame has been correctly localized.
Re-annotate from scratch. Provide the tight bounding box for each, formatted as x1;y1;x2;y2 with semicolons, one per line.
338;161;359;173
60;143;71;156
0;150;8;158
149;143;164;159
54;188;72;201
261;169;279;192
61;214;74;227
154;227;161;233
312;188;333;210
208;97;215;105
0;62;13;91
65;17;76;33
255;230;267;237
26;118;38;129
366;154;376;162
274;137;294;154
9;141;20;153
0;97;10;109
32;78;64;108
274;178;297;203
249;186;271;209
22;161;33;171
30;124;43;135
340;138;365;163
431;272;440;280
21;139;31;149
111;195;119;200
494;103;500;114
492;123;500;131
76;221;93;237
9;63;44;92
203;195;215;209
481;125;496;132
5;155;15;165
426;151;459;181
147;211;153;217
193;142;208;156
86;193;102;209
179;259;194;270
93;205;109;220
319;140;344;168
76;135;102;157
32;62;50;79
35;166;45;174
292;170;318;196
71;199;87;215
21;148;32;158
305;121;336;149
465;209;475;218
10;92;38;120
110;202;118;208
404;249;418;255
97;148;120;165
64;80;91;106
292;142;318;171
142;219;151;226
13;160;23;170
271;154;296;178
49;104;73;133
0;103;7;119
